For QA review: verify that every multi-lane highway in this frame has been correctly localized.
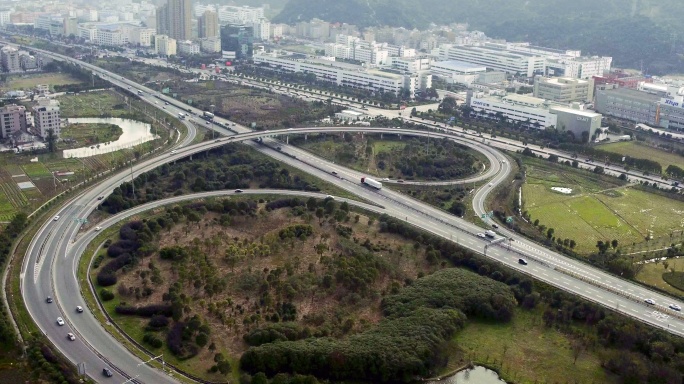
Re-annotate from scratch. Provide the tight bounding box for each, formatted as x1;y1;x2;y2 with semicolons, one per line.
11;43;684;383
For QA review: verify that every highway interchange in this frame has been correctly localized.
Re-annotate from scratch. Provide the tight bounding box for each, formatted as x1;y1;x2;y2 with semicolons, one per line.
10;43;684;383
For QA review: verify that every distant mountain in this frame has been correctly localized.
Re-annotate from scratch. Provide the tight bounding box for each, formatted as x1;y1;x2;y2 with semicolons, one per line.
273;0;684;74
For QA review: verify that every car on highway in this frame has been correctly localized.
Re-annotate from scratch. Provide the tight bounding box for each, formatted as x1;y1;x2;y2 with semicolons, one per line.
477;233;486;239
53;215;60;221
397;179;405;183
56;317;65;326
518;258;528;265
170;150;176;155
234;189;243;193
645;298;656;305
95;226;102;231
67;333;75;341
97;195;104;200
382;178;390;181
102;368;113;377
46;296;53;303
492;223;499;229
669;304;681;311
331;171;338;175
76;306;84;313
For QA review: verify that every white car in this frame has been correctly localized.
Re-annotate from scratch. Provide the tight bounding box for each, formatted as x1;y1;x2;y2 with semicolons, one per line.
644;298;656;305
56;317;65;326
95;226;102;231
170;150;176;155
53;215;60;221
67;333;75;341
76;306;84;313
669;304;681;311
477;233;486;239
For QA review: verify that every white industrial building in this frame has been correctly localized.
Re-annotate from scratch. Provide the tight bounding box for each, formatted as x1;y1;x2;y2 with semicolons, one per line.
438;44;546;78
253;53;431;97
533;76;594;103
439;42;612;80
430;60;487;86
389;56;431;74
467;91;601;139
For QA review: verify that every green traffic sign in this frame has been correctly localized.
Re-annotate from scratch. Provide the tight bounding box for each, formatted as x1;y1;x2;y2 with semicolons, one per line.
506;216;513;223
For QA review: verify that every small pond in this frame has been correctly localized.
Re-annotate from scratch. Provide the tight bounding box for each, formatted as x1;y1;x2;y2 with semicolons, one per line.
62;117;158;158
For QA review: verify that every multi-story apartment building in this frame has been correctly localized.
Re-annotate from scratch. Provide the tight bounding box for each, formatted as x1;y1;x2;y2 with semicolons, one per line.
198;10;218;38
533;76;594;103
218;6;264;25
63;17;79;37
199;36;221;53
270;24;284;39
0;104;27;139
1;46;21;73
251;19;271;41
177;40;200;55
129;28;156;47
157;0;191;41
0;10;12;26
78;25;98;42
154;34;177;56
33;99;61;139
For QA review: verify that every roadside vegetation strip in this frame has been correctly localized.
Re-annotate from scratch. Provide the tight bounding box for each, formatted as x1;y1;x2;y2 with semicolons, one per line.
599;140;684;171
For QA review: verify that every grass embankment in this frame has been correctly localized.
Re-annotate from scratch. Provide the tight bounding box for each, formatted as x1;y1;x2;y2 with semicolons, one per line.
61;123;123;148
521;156;682;255
0;73;81;91
598;141;684;172
449;308;618;384
298;135;486;182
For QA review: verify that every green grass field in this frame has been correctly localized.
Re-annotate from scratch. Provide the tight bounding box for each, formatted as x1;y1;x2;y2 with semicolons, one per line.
523;158;683;254
598;141;684;172
21;163;51;179
2;73;81;90
450;308;617;384
61;123;123;148
58;92;127;118
637;258;684;297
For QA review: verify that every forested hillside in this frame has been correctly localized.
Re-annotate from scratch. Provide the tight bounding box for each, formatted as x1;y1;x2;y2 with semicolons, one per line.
274;0;684;74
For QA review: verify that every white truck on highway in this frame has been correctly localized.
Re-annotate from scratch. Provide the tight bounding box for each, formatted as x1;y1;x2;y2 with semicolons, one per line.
485;230;497;239
361;177;382;189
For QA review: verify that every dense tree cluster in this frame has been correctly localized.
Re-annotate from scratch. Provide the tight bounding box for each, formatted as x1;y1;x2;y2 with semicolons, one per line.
240;308;466;382
100;144;322;214
382;268;517;322
560;143;663;175
392;138;479;180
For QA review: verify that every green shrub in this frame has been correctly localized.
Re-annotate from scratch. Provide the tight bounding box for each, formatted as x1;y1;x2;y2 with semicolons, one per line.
99;288;115;301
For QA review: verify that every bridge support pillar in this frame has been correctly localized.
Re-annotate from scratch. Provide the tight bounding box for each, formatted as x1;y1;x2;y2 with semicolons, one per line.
380;133;383;139
304;134;308;141
189;155;192;161
286;135;289;144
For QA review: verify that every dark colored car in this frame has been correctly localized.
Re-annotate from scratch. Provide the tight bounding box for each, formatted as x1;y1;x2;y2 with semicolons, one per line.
518;258;528;265
103;368;113;377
